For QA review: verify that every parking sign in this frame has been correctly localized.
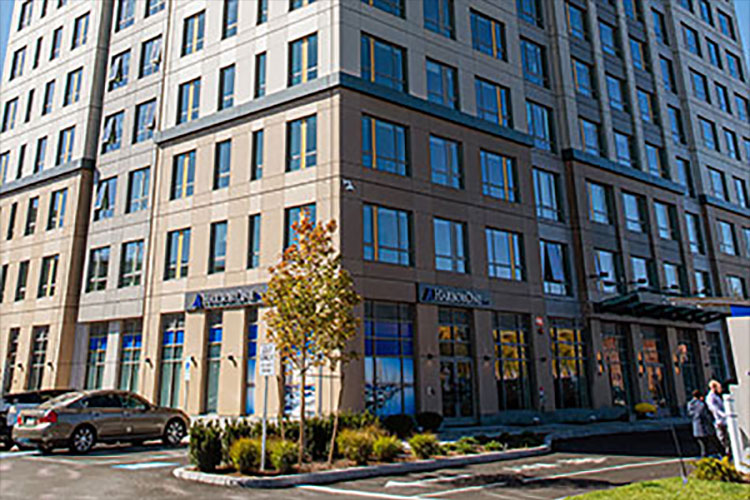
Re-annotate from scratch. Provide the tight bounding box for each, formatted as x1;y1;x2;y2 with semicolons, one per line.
259;344;275;377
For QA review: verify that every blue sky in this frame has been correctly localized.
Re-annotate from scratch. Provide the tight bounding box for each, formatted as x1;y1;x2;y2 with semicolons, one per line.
0;1;749;84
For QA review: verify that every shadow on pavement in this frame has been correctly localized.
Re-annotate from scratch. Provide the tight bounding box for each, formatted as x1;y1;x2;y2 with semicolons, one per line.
436;472;626;492
553;428;700;457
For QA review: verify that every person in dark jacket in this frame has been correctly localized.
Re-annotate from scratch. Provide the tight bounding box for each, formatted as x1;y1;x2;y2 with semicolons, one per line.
687;389;714;457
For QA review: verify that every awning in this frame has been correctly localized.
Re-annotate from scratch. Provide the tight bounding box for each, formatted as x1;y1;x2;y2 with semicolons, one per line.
595;291;729;324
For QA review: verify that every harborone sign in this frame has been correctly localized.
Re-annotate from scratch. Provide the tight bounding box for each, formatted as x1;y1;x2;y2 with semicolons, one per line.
185;284;267;311
418;283;492;309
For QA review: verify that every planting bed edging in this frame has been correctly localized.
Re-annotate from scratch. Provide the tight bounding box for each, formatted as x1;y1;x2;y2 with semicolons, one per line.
172;444;550;488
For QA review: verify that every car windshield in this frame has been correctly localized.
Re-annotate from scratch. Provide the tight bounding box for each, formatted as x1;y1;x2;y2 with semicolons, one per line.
38;392;83;409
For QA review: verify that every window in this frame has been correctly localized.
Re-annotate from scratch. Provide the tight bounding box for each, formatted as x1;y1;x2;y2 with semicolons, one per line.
533;168;561;221
364;301;415;416
209;221;228;274
218;65;235;110
645;143;664;178
18;0;33;30
33;37;41;68
203;312;223;413
718;220;736;255
526;101;553;151
695;270;712;297
622;192;646;232
140;37;162;77
470;10;506;60
251;130;264;180
567;3;586;40
213;140;231;189
637;89;655;123
182;11;205;56
744;228;750;256
223;0;238;38
361;0;404;18
2;98;18;131
424;0;454;38
623;0;639;20
437;308;475;418
660;57;675;92
706;39;722;68
652;10;668;45
630;39;646;70
668;106;685;144
56;126;74;165
288;34;318;86
361;34;406;91
27;327;49;390
15;260;29;301
24;90;34;123
159;315;184;408
599;22;617;56
718;10;734;39
736;95;749;122
630;256;656;290
363;204;411;266
119;240;144;287
25;197;39;236
594;249;620;294
290;0;315;10
726;52;743;81
426;59;458;109
588;182;611;224
492;313;532;411
6;203;17;240
108;51;130;91
699;117;718;151
254;52;266;97
541;241;569;295
10;47;25;80
72;13;88;49
663;263;684;294
284;204;316;248
481;150;517;202
486;228;523;280
134;99;156;143
165;229;191;280
93;176;117;222
63;68;82;106
685;213;705;254
47;188;66;229
40;81;55;116
146;0;165;17
126;167;149;213
86;247;109;292
247;214;261;269
171;151;195;199
50;27;62;60
606;75;625;111
362;116;408;176
37;255;58;298
14;144;25;180
0;265;7;303
654;202;676;240
101;112;124;153
116;0;135;31
734;178;748;208
726;276;746;299
678;158;694;193
287;115;317;171
521;39;547;86
243;309;259;414
257;0;268;23
430;135;461;188
699;0;712;24
691;71;709;103
573;59;593;97
0;152;9;185
682;25;701;56
119;321;142;392
177;79;200;124
518;0;542;27
2;328;18;392
614;133;633;167
725;129;739;160
708;168;727;200
579;118;600;156
434;218;467;273
475;78;511;127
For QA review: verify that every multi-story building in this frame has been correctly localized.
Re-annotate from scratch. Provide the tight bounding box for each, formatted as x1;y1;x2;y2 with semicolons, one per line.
1;0;748;425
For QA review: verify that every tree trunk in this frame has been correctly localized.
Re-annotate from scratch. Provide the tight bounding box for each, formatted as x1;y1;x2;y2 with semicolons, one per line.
327;365;344;465
277;361;286;440
298;367;306;467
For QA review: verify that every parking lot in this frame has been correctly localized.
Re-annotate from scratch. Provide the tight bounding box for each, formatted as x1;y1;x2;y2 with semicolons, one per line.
0;430;697;500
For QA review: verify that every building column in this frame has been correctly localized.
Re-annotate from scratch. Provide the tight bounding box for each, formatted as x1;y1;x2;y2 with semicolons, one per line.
628;323;650;405
102;320;122;389
533;314;555;412
695;329;713;391
184;312;206;415
415;304;441;414
217;308;245;416
588;319;612;409
474;309;497;421
11;326;31;392
666;327;686;414
339;303;364;414
69;324;89;390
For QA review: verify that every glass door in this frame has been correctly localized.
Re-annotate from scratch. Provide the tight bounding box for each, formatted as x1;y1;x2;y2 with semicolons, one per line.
438;308;475;421
641;326;672;413
601;322;634;408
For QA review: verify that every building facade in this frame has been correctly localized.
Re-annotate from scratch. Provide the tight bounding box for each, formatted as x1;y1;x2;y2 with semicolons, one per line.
1;0;748;424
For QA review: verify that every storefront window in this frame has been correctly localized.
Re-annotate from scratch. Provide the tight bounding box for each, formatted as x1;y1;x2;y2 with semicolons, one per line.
601;322;632;408
246;308;258;415
438;308;474;419
706;331;727;383
492;313;532;410
677;329;701;398
204;312;222;413
85;324;108;390
550;319;589;409
641;326;670;410
119;320;142;392
159;314;184;408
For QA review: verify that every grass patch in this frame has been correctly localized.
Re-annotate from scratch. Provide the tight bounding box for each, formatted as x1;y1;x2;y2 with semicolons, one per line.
568;477;750;500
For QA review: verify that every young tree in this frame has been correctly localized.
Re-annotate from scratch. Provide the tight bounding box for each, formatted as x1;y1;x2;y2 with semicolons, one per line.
264;213;361;466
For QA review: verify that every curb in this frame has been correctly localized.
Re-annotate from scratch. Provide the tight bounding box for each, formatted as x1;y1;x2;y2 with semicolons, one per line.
172;444;550;488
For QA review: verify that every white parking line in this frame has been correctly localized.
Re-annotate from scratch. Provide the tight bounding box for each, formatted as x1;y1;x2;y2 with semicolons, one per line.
521;457;688;484
298;484;425;499
112;461;180;470
421;481;507;497
0;450;39;460
385;474;473;488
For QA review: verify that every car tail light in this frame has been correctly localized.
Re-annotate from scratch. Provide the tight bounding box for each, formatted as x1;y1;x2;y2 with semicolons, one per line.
17;415;22;425
38;411;57;424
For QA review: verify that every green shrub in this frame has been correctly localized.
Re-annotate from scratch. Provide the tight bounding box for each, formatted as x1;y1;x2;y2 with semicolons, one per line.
416;412;443;433
408;433;441;459
269;439;297;474
188;421;223;472
454;436;480;455
222;419;255;463
484;440;507;452
304;416;334;461
372;435;403;462
229;438;261;474
339;411;380;431
382;414;416;439
337;429;374;465
691;457;744;483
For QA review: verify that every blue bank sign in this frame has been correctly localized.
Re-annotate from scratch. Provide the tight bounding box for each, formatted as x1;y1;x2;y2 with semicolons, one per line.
418;283;492;309
186;284;266;312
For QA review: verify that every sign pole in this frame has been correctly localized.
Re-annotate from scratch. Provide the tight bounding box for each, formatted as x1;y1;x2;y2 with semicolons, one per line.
258;344;275;472
260;375;268;471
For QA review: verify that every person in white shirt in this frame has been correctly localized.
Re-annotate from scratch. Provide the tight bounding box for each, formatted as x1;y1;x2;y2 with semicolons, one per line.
705;379;730;458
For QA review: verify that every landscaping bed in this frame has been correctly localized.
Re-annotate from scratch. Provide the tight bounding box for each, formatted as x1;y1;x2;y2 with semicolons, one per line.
566;477;750;500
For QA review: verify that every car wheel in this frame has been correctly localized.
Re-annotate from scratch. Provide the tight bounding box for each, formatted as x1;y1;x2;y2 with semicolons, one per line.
130;439;145;448
0;441;11;451
69;426;96;454
162;419;185;447
38;444;54;455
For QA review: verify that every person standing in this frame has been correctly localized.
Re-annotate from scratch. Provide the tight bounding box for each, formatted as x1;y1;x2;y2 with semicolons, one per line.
706;380;730;458
687;390;713;457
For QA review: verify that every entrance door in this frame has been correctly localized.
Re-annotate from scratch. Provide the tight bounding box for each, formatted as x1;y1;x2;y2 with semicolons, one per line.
438;308;475;421
641;326;672;413
602;322;634;408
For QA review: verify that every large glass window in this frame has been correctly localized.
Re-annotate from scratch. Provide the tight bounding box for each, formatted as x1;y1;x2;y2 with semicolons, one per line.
164;228;190;281
622;192;647;233
182;11;205;56
541;240;570;295
527;101;553;151
284;204;316;248
27;326;49;390
630;256;656;291
289;34;318;86
521;39;547;86
727;276;747;299
25;197;38;236
718;220;737;255
246;214;261;269
614;133;632;168
706;331;727;383
2;328;19;393
218;65;235;110
685;213;704;254
481;150;517;201
245;309;259;415
493;313;532;410
708;168;727;200
177;79;201;124
580;118;600;156
37;254;59;298
588;182;611;224
434;218;468;273
222;0;238;38
361;34;406;91
101;112;124;154
85;324;108;390
116;0;135;31
159;315;184;408
119;320;142;392
438;308;474;419
430;135;461;188
93;176;117;221
362;116;408;176
254;52;266;98
601;322;633;408
426;59;458;109
694;269;712;297
486;228;523;280
550;320;589;409
567;3;586;40
204;312;222;413
424;0;454;38
47;188;67;229
361;0;403;17
64;68;82;106
573;59;593;97
108;51;130;91
363;204;411;266
470;10;506;60
641;326;670;410
475;78;512;127
663;262;685;293
140;37;162;77
119;240;144;288
209;221;228;274
86;247;110;292
72;13;89;49
171;151;195;199
251;130;264;181
533;169;560;221
594;249;620;294
287;115;317;171
56;126;75;165
127;167;149;213
134;99;156;143
654;202;676;240
214;140;231;189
